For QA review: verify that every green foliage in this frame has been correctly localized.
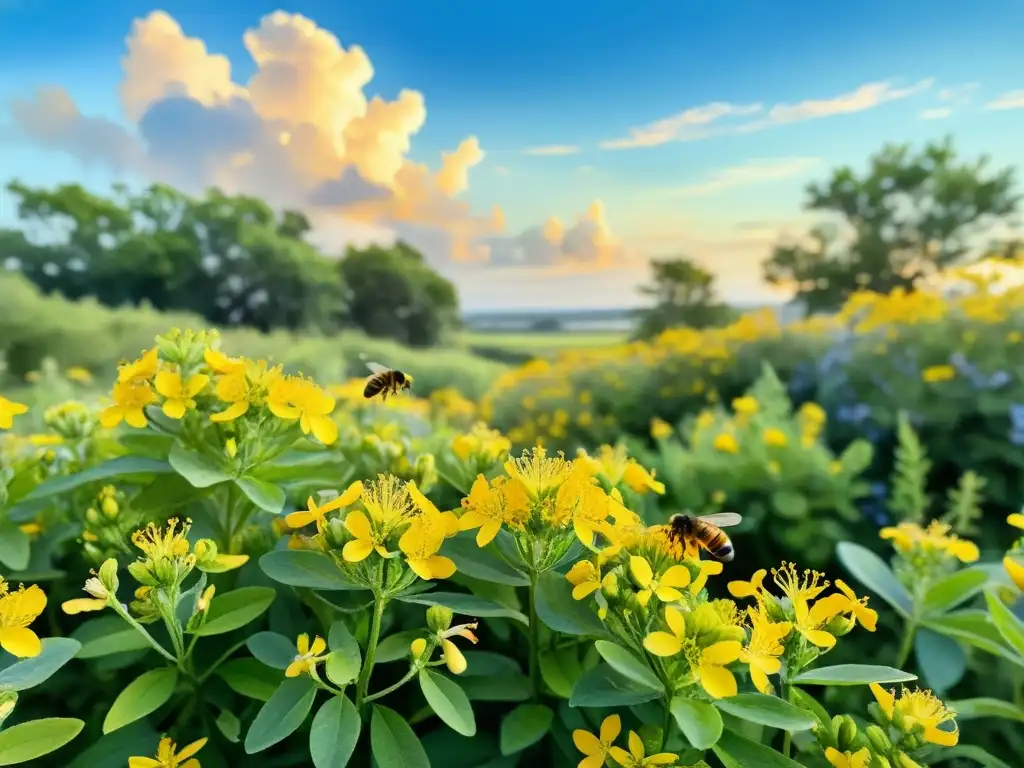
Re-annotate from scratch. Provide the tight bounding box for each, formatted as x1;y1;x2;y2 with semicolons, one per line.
633;257;736;340
890;412;932;523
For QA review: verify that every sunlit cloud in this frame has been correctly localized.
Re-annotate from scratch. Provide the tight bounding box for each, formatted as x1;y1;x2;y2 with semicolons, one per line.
986;89;1024;110
524;144;581;156
918;82;978;119
601;79;934;150
667;157;819;197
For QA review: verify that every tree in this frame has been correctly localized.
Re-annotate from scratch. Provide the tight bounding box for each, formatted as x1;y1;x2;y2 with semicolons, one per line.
633;257;735;339
762;137;1020;314
340;241;460;348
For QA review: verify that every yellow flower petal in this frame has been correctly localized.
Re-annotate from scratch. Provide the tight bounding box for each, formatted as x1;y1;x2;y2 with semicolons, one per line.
643;632;683;657
342;539;374;563
702;640;742;665
344;510;372;540
629;556;653;588
285;659;306;678
870;682;895;719
1007;513;1024;530
660;565;691;589
61;598;107;615
0;627;41;658
310;636;327;655
572;581;601;601
572;730;603;756
599;714;621;743
1004;555;1024;592
923;724;959;747
699;662;737;698
128;759;162;768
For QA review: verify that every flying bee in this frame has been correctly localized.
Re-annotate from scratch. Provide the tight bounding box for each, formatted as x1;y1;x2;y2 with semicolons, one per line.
363;361;413;401
667;512;743;562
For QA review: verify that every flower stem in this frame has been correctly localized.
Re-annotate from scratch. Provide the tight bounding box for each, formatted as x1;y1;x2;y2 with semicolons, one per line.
528;570;541;702
895;619;918;670
365;666;419;703
781;682;792;757
112;603;179;666
661;694;673;750
355;594;386;710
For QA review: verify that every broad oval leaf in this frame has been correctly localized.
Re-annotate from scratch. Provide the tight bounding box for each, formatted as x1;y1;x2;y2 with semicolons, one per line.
792;664;917;686
923;568;989;616
244;677;317;754
247;631;297;670
0;717;84;765
569;664;661;708
72;618;150;660
21;457;173;501
935;746;1014;768
0;638;81;691
440;534;529;586
398;592;527;624
419;669;476;737
670;697;723;749
985;589;1024;657
594;641;661;691
215;709;241;743
924;610;1023;667
713;693;817;731
0;521;30;572
216;658;284;702
168;443;231;488
192;586;276;636
325;621;361;685
915;628;967;693
376;630;425;664
103;667;179;734
946;698;1024;724
310;695;360;768
235;476;286;514
534;570;605;636
714;729;805;768
371;704;430;768
789;687;831;729
456;674;532;702
500;703;553;755
259;550;361;590
836;542;913;618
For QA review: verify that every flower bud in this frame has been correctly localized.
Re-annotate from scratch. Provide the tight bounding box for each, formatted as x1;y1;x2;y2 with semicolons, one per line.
836;715;859;751
128;560;157;587
83;542;104;564
410;637;427;660
427;606;454;633
225;438;238;458
414;454;437;492
197;585;216;613
865;725;892;754
86;507;101;525
98;558;120;593
826;614;855;637
194;539;218;567
873;756;892;768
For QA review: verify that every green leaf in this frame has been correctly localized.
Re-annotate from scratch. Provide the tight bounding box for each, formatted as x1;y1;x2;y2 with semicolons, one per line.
932;746;1013;768
216;658;284;702
259;550;361;590
192;586;276;636
670;698;723;749
534;570;605;636
325;621;361;685
168;443;231;488
539;647;582;699
922;568;989;616
0;638;81;691
72;617;150;659
836;542;913;618
419;669;476;737
398;592;527;624
376;630;424;664
456;674;531;702
247;631;296;670
569;664;661;708
915;628;966;693
925;610;1024;669
215;710;241;743
103;667;179;734
593;641;661;690
985;589;1024;657
500;703;553;755
440;534;528;586
244;677;317;754
0;718;84;765
947;697;1024;723
770;490;808;519
789;687;831;729
371;704;430;768
714;729;804;768
713;694;817;731
792;664;917;686
235;476;286;514
0;521;30;571
310;695;360;768
22;457;173;501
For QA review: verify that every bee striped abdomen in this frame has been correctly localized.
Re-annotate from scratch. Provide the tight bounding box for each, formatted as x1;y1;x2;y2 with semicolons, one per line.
707;534;734;562
364;374;387;398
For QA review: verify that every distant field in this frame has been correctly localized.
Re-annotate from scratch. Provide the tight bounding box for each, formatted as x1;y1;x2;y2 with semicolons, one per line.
461;330;628;354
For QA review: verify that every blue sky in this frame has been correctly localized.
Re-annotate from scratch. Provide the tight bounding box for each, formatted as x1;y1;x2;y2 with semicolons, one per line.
1;0;1023;309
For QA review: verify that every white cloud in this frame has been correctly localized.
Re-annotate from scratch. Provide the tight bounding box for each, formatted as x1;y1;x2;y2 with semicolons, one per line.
668;157;819;197
601;79;934;150
987;90;1024;110
524;145;580;156
919;108;952;120
918;82;978;120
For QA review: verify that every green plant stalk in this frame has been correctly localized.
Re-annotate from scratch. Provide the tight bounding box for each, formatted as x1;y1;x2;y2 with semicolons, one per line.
365;666;419;704
528;570;541;702
895;618;918;670
781;682;791;758
355;594;387;710
111;602;180;667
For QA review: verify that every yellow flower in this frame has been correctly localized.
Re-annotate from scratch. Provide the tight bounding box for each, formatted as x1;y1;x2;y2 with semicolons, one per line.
503;446;573;499
0;397;29;430
825;747;872;768
629;556;691;607
762;427;788;447
622;461;665;495
65;366;93;383
922;365;956;383
459;474;530;546
399;483;458;580
100;380;155;429
285;482;364;533
0;583;47;657
193;540;248;573
880;521;979;563
834;579;878;631
728;568;768;600
268;376;339;445
154;371;209;419
573;714;621;768
566;561;602;600
341;475;413;562
608;730;678;767
713;433;739;453
739;607;791;694
732;396;759;415
650;418;673;440
440;622;478;674
1004;555;1024;592
870;683;959;746
209;360;280;422
285;634;329;678
61;576;110;615
688;559;724;595
129;736;207;768
1008;513;1024;530
643;607;742;698
118;348;159;384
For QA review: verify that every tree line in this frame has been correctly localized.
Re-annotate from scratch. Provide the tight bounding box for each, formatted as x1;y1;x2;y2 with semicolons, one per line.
0;182;459;347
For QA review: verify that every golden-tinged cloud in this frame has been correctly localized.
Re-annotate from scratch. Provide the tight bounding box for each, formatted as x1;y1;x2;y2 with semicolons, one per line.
8;10;614;272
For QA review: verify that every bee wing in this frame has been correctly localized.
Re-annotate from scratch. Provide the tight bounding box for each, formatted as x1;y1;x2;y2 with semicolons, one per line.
698;512;742;528
365;361;390;375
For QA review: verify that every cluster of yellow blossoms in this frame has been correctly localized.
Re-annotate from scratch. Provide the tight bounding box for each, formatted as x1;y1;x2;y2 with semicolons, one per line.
99;330;339;445
574;715;678;768
1004;512;1024;592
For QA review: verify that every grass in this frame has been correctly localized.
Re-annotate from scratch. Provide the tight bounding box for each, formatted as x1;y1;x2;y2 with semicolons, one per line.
461;330;628;353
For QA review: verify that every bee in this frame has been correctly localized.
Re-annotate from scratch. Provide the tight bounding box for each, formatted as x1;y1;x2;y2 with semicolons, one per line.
363;361;413;401
667;512;742;562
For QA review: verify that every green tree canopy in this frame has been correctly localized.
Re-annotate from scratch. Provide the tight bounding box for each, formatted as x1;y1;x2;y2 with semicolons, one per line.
761;137;1020;314
633;257;735;339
